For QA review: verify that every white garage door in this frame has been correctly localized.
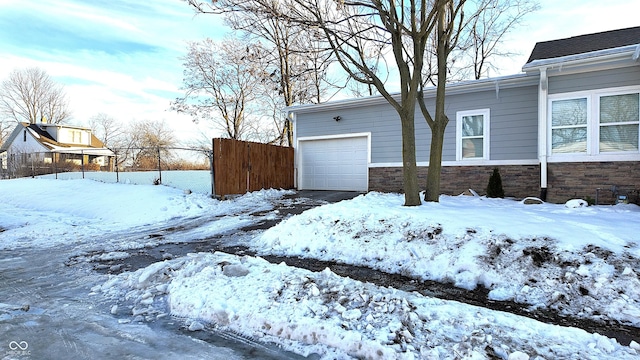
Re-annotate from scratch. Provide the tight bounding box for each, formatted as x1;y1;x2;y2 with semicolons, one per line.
299;136;368;191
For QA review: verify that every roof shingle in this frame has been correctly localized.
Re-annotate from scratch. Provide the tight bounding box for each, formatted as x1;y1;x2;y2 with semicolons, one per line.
526;26;640;64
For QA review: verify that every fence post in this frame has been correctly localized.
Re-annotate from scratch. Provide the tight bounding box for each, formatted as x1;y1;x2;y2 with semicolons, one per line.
246;143;250;193
115;152;119;183
81;149;85;179
210;139;216;198
157;147;162;184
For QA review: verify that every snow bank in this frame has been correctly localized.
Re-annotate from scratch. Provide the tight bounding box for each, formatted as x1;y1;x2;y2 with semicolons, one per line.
256;192;640;326
99;252;639;359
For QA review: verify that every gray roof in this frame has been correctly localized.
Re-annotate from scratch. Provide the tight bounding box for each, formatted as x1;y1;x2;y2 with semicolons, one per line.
526;26;640;64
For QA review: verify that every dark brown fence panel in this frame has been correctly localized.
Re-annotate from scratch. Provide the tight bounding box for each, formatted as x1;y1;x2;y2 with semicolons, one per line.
212;138;294;197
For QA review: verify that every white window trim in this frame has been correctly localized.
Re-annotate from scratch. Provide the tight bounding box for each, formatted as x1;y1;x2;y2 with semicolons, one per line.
547;85;640;161
456;108;490;161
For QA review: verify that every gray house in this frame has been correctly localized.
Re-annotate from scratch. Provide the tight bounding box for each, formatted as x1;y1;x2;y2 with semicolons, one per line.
287;26;640;204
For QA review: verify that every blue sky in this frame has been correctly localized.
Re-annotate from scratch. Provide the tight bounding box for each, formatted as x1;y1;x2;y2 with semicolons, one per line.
0;0;638;142
0;0;225;141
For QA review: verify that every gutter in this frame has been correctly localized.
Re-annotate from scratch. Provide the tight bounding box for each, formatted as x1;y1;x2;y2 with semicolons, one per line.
522;44;639;73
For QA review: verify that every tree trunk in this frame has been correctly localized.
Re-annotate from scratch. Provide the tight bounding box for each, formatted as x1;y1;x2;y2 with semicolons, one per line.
424;2;451;202
400;109;421;206
425;121;446;201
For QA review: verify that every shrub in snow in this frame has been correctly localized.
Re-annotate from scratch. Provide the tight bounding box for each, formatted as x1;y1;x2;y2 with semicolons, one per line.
486;168;505;198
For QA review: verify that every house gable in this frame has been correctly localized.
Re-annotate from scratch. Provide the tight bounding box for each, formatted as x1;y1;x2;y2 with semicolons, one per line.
1;123;50;155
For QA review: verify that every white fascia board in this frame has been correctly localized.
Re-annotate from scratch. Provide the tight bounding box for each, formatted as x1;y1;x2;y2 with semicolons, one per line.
522;45;640;74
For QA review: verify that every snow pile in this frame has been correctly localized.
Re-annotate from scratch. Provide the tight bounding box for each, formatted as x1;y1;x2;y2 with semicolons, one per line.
255;192;640;327
97;252;639;359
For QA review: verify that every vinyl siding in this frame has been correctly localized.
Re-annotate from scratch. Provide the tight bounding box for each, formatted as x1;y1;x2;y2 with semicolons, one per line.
434;84;539;162
296;81;538;164
548;66;640;94
296;82;539;164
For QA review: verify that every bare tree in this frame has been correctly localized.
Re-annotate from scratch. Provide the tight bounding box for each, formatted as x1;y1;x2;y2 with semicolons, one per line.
423;0;539;83
116;119;176;170
172;38;266;141
183;0;435;205
464;0;539;79
0;67;71;125
184;0;527;204
419;1;466;201
88;113;125;148
198;0;453;205
0;120;12;146
185;0;347;146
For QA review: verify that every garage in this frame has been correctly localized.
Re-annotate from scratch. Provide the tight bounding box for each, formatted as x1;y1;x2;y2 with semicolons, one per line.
298;136;369;191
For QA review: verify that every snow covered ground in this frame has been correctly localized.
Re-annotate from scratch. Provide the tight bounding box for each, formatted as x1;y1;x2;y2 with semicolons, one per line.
2;177;640;359
38;169;212;195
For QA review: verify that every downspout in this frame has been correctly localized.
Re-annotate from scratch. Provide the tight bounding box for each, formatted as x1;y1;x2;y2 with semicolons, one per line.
538;68;548;201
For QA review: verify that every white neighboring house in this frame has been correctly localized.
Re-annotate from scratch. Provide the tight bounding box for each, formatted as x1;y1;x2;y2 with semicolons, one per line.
0;121;115;178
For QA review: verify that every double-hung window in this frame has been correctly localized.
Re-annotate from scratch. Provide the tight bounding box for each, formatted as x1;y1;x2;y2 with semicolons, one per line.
549;87;640;157
456;109;490;161
599;93;639;152
551;98;588;153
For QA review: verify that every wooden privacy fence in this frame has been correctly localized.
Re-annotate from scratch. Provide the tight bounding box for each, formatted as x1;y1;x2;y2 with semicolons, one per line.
212;138;294;197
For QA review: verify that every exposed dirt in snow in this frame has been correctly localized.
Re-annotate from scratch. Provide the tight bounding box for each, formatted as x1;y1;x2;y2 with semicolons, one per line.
81;237;640;347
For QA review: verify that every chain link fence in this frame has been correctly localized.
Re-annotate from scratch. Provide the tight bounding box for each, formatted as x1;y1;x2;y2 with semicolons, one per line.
0;147;215;196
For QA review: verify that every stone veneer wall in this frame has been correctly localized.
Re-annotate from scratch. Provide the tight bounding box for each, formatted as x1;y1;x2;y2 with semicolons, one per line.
546;162;640;205
369;165;540;200
369;161;640;204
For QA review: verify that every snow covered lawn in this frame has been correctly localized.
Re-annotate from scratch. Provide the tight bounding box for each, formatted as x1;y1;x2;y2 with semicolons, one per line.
2;178;640;359
0;178;285;250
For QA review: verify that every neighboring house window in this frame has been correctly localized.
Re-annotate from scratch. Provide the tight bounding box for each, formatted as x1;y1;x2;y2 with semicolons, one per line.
71;130;82;143
549;87;640;156
456;109;490;160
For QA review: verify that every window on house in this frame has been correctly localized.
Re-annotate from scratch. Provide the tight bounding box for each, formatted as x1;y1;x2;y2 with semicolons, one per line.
549;88;640;156
599;93;639;152
551;98;588;153
71;130;82;143
457;109;490;160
